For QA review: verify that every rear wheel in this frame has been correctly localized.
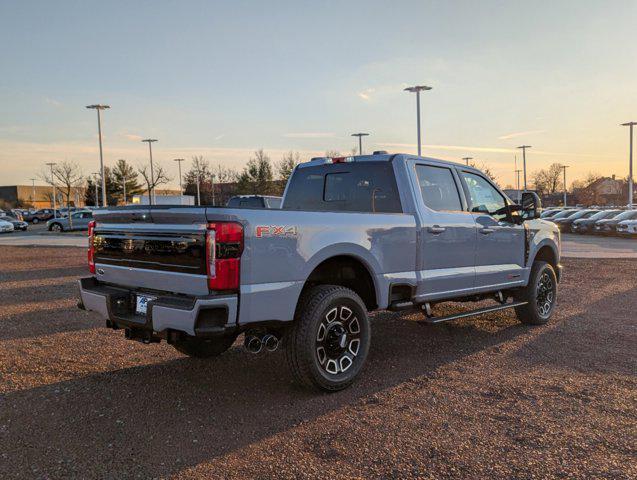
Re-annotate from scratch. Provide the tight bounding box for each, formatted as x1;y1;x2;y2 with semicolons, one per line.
32;218;39;224
514;261;557;325
50;223;63;232
286;285;370;391
173;335;236;358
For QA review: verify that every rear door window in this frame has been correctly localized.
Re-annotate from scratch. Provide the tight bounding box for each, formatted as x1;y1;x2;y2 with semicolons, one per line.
284;162;402;213
415;165;462;211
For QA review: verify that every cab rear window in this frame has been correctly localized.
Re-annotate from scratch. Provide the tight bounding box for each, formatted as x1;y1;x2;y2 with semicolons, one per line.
283;162;402;213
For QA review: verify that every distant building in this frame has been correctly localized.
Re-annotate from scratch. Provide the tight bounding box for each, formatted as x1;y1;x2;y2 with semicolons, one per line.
0;185;86;209
573;175;626;206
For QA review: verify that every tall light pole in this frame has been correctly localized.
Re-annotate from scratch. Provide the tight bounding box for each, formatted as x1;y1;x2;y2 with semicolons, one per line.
560;165;570;206
142;139;158;205
351;133;369;155
515;169;523;202
86;104;110;207
92;172;100;207
622;122;636;208
45;162;57;216
462;156;473;166
174;158;185;203
404;85;432;156
517;145;532;191
29;178;36;205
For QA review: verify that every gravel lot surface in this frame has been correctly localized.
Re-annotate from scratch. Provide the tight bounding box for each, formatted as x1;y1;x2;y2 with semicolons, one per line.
1;247;635;479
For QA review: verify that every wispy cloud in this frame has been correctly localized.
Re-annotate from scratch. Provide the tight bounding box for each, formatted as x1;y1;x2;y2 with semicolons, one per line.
214;133;226;141
44;97;62;107
283;132;335;138
123;133;143;141
358;88;375;100
375;142;596;158
498;129;545;140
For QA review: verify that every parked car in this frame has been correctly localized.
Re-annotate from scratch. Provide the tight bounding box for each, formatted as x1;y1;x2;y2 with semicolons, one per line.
593;210;637;235
0;219;15;233
571;210;623;234
0;215;28;231
30;209;60;224
226;195;282;209
616;219;637;237
58;207;78;217
47;210;94;232
78;153;561;392
553;209;600;232
540;208;563;219
547;209;581;223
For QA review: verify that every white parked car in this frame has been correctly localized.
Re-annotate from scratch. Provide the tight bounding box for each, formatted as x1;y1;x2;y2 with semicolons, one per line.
616;219;637;237
0;219;15;233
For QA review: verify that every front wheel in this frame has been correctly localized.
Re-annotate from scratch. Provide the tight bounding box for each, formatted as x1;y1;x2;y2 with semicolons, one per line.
50;223;63;232
285;285;370;392
514;261;558;325
32;218;39;224
172;335;236;358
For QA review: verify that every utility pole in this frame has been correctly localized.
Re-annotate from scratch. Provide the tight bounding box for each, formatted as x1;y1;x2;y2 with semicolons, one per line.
29;178;36;205
122;176;127;205
196;170;201;206
142;139;158;205
404;85;432;156
560;165;570;206
86;104;110;207
92;172;100;207
517;145;532;191
211;173;216;206
462;156;473;166
174;158;185;204
351;133;370;155
45;163;57;217
621;122;636;208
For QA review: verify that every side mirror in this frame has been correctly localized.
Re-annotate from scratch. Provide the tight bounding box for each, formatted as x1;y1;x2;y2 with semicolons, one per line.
520;191;542;220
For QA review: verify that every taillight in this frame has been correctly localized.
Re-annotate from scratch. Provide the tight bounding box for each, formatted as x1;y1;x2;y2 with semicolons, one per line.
87;220;96;274
206;222;243;291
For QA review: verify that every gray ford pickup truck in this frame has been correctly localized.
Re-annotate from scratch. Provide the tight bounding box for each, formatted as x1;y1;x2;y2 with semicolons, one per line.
78;153;561;391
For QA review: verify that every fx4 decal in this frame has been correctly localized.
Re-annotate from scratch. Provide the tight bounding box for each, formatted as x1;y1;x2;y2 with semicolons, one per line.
255;225;298;238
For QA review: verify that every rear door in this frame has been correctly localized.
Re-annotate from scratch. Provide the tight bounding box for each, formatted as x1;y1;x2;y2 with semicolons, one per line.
457;170;525;290
411;162;477;301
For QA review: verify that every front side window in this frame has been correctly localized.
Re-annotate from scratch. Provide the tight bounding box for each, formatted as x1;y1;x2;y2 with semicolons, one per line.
415;165;462;211
460;171;507;221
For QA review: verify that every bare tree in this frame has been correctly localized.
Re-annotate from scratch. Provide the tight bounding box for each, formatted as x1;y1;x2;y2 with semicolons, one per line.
137;163;171;204
468;161;500;186
325;150;341;158
40;161;83;228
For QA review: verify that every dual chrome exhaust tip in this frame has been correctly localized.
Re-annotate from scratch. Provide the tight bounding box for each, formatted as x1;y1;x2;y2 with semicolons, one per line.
244;333;279;354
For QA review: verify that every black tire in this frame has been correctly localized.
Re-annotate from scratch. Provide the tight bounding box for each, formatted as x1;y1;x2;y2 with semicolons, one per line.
32;218;39;224
172;335;236;358
514;261;558;325
285;285;370;392
50;223;63;232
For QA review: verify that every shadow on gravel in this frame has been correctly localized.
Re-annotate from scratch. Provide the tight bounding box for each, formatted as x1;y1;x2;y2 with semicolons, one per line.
0;282;79;308
0;310;528;479
0;307;96;342
0;266;86;283
511;286;637;376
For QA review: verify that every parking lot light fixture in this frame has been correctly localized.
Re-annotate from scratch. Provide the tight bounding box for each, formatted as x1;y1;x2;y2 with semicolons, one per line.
462;156;473;166
142;139;158;205
85;104;110;207
517;145;532;191
174;158;185;201
351;133;370;155
92;172;100;207
45;162;57;217
621;122;636;209
404;85;432;156
561;165;570;206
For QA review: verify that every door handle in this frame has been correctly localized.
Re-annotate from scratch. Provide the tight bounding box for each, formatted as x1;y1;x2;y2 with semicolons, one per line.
427;225;446;234
480;227;495;235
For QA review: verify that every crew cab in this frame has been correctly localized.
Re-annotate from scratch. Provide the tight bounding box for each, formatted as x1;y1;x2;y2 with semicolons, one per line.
78;153;561;391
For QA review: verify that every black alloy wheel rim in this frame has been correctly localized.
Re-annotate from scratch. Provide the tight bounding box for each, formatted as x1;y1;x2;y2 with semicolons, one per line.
315;304;362;375
536;271;555;317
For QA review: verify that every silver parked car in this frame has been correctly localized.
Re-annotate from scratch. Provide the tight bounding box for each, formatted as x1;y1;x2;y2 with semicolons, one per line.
47;210;94;232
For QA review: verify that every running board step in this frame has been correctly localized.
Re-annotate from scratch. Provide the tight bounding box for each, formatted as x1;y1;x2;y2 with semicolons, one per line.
417;301;528;325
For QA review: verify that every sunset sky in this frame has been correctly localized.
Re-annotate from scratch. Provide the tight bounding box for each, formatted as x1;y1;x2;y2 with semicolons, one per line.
1;0;636;188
